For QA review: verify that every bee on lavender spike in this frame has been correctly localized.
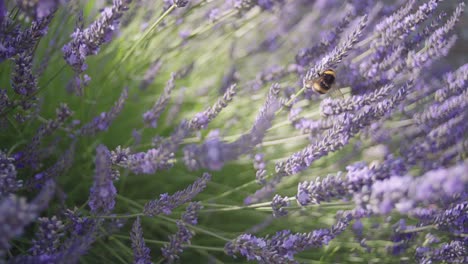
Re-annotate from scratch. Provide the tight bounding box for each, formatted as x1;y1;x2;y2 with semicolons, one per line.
305;69;344;98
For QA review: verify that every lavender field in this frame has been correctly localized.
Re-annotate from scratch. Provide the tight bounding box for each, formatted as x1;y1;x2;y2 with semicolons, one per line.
1;0;467;263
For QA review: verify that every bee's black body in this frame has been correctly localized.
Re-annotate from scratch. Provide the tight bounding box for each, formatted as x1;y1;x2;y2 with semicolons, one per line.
312;69;336;94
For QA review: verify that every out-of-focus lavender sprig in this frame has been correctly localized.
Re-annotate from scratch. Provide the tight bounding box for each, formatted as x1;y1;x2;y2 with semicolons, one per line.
0;150;23;196
183;83;280;171
16;0;65;18
78;87;128;136
62;0;132;76
143;73;175;128
25;142;75;189
229;0;285;13
130;217;153;264
295;11;354;67
88;145;116;214
374;0;440;48
253;153;267;185
367;161;468;215
161;202;202;263
435;63;468;102
143;173;210;216
122;121;189;174
29;216;65;256
16;103;73;169
140;58;163;90
188;83;237;130
0;180;55;255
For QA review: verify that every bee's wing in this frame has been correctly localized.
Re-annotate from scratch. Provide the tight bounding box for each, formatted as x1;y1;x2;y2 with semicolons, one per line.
328;84;344;99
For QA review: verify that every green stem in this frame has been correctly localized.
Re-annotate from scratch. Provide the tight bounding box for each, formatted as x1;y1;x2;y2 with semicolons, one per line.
158;215;232;242
114;5;177;71
89;213;143;219
401;225;436;234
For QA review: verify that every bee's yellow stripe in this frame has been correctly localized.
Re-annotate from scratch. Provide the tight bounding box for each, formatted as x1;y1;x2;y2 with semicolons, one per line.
323;70;336;77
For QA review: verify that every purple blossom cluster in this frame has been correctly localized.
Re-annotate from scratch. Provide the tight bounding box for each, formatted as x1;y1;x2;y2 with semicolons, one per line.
1;0;467;263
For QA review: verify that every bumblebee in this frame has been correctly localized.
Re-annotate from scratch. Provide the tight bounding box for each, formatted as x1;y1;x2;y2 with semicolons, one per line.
305;69;343;98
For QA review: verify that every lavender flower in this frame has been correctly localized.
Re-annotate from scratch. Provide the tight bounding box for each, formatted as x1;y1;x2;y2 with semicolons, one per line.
0;180;55;255
295;12;354;67
78;87;128;135
416;240;468;264
124;122;189;174
143;173;210;216
16;103;73;169
12;50;38;97
88;145;116;214
181;202;203;225
0;150;22;196
29;216;65;256
434;63;468;102
143;73;175;128
296;173;347;206
130;217;153;264
320;83;395;117
140;58;163;90
24;143;75;189
226;212;353;263
173;0;189;8
184;83;280;171
254;153;267;184
161;202;202;263
278;81;410;176
188;84;237;130
16;0;64;18
367;161;468;214
271;194;289;217
303;15;367;89
0;14;53;61
62;0;132;74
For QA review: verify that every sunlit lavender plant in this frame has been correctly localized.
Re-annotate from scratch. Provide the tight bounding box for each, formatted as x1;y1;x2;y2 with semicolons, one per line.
1;0;467;263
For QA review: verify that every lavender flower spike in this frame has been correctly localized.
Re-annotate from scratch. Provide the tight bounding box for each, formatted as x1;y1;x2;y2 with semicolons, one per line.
62;0;132;74
29;216;65;256
143;73;175;128
189;83;237;130
0;150;23;196
368;161;468;214
162;202;202;263
88;145;117;214
303;15;367;87
131;217;153;264
79;86;129;136
0;180;55;255
143;173;211;216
